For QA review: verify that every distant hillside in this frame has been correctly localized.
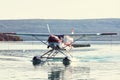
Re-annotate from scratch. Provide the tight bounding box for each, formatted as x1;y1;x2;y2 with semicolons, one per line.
0;19;120;41
0;33;22;41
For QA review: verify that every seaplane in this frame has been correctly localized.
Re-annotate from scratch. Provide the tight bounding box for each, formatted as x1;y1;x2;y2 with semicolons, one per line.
4;24;117;66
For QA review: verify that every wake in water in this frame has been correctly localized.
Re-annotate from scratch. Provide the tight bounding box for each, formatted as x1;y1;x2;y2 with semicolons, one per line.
0;42;120;80
0;43;120;62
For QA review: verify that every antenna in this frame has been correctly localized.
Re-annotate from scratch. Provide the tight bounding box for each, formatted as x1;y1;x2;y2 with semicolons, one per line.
47;24;51;34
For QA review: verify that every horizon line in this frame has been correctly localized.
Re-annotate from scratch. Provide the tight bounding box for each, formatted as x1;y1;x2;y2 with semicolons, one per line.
0;18;120;20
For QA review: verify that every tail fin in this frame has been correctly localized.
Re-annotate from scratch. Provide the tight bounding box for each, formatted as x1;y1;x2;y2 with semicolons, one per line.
71;28;74;34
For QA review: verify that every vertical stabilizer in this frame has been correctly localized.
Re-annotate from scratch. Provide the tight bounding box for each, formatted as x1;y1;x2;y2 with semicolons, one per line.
71;28;74;34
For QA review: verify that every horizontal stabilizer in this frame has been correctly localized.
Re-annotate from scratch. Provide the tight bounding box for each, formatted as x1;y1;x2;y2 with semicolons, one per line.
100;33;117;35
72;43;90;48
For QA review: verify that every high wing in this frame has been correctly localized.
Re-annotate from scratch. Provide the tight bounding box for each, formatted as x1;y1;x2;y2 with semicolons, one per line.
64;33;117;36
4;32;117;41
4;32;117;36
63;33;117;41
4;32;50;36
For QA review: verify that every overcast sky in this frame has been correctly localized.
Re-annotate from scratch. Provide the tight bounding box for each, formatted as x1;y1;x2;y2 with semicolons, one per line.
0;0;120;19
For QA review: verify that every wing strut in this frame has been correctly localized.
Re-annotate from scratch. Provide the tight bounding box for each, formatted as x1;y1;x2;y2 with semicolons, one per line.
32;35;48;45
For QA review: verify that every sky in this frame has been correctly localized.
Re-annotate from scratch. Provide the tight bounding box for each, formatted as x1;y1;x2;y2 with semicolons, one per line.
0;0;120;19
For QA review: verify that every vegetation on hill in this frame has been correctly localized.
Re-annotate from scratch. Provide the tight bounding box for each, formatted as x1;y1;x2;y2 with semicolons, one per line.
0;33;22;41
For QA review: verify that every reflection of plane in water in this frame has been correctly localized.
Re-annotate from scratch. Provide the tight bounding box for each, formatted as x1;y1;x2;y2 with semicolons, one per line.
48;66;90;80
4;24;117;66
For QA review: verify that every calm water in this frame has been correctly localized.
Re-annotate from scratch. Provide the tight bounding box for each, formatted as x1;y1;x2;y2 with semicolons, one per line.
0;42;120;80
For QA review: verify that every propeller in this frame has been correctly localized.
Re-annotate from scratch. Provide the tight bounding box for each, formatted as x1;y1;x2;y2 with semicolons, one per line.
47;24;51;34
